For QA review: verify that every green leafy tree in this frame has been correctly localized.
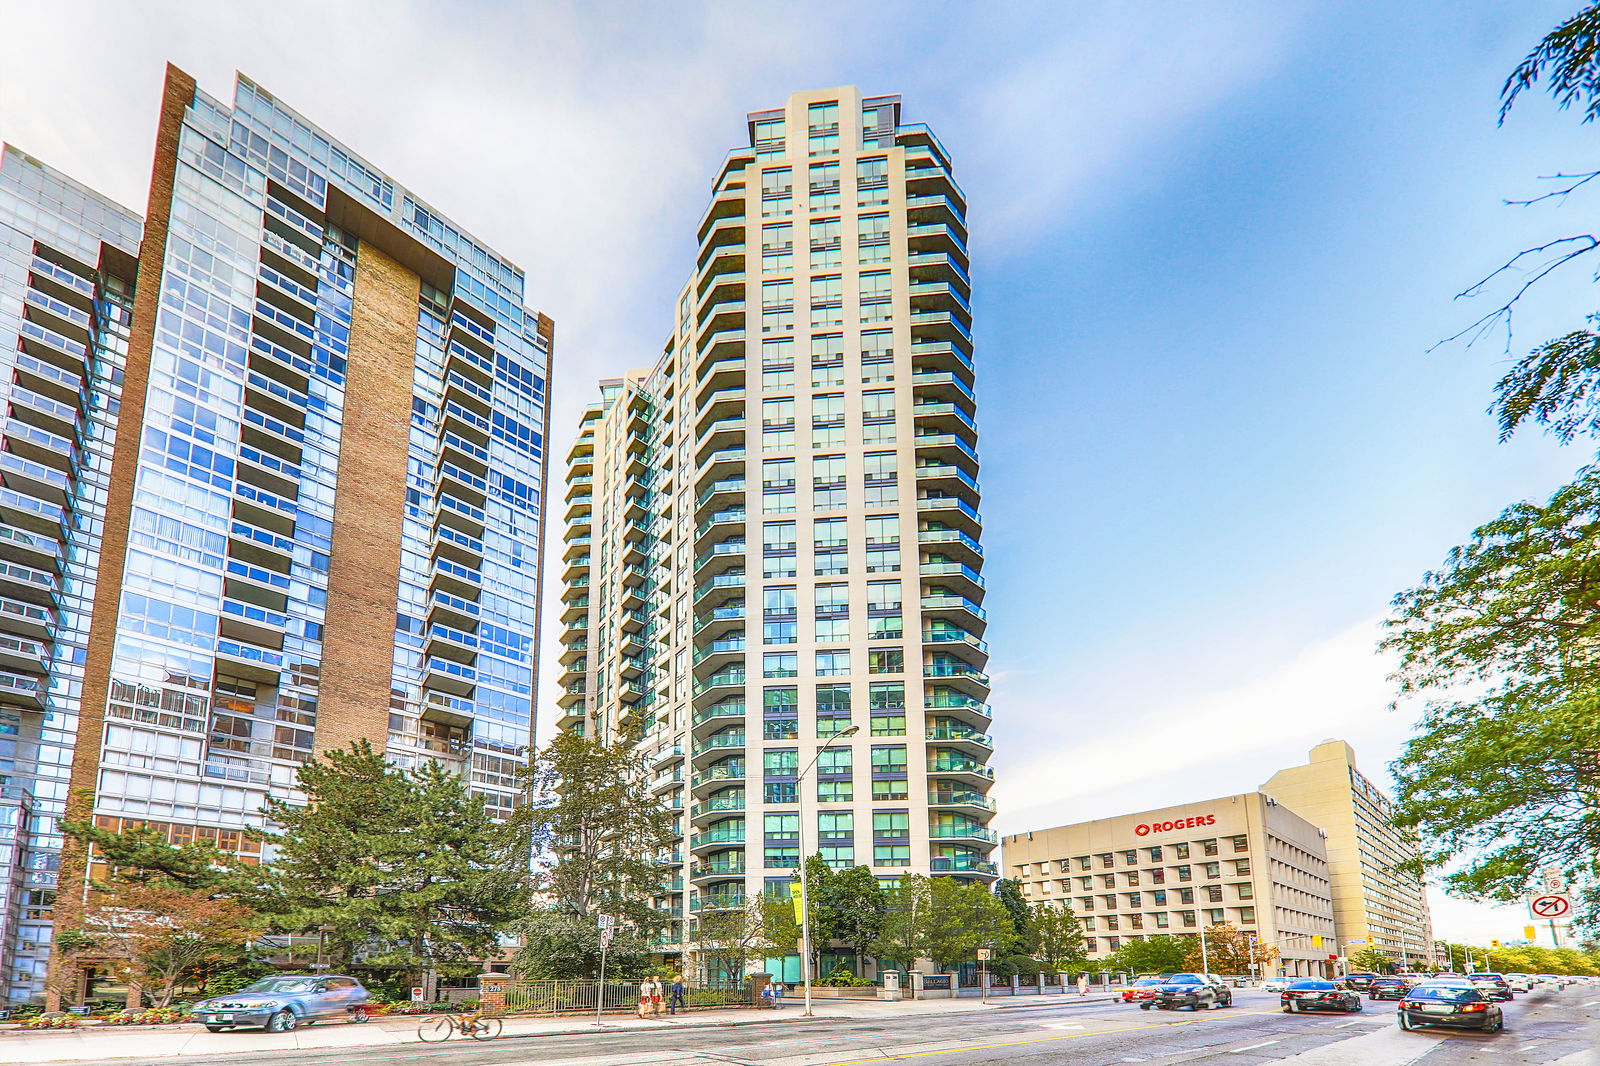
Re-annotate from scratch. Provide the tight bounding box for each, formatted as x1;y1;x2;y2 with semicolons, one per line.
694;898;780;984
872;874;930;971
828;866;886;976
513;907;654;979
796;854;842;973
62;818;233;891
1382;465;1600;918
1103;934;1192;976
247;741;523;978
1346;948;1395;974
921;877;1011;972
1181;923;1277;975
995;879;1035;955
506;732;676;976
1028;902;1087;972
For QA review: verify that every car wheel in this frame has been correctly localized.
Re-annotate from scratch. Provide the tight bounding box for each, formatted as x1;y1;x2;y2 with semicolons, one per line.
1285;1001;1296;1013
1398;1013;1412;1031
1351;1000;1363;1012
205;1025;227;1033
1139;1003;1151;1010
349;1006;369;1023
266;1009;297;1033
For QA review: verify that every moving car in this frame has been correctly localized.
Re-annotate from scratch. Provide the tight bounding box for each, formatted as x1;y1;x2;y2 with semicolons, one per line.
191;975;371;1033
1260;977;1290;993
1367;976;1411;1001
1118;977;1167;1002
1141;974;1232;1011
1280;979;1362;1013
1503;973;1534;993
1466;973;1513;1001
1397;984;1504;1033
1341;972;1382;991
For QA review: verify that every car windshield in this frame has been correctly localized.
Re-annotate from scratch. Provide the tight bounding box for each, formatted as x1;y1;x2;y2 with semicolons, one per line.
1134;979;1164;987
1289;981;1334;990
1411;987;1483;1002
1373;979;1403;985
240;977;320;995
1166;976;1201;985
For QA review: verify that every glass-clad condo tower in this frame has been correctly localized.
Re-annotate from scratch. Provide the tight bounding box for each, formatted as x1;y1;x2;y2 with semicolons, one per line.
0;65;552;1008
558;88;994;980
0;146;142;1006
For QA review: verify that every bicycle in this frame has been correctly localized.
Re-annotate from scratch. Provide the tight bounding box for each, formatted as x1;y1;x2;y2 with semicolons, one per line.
417;1010;503;1041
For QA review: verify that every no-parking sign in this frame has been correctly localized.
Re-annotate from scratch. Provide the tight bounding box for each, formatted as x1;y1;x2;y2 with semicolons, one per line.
1529;893;1572;920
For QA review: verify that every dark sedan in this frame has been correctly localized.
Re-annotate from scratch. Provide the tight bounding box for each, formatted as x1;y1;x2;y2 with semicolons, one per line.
1397;984;1504;1033
1281;979;1363;1013
1367;977;1411;1001
1143;976;1231;1011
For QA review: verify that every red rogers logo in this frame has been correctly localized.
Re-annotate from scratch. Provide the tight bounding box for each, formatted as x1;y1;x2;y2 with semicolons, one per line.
1134;815;1216;836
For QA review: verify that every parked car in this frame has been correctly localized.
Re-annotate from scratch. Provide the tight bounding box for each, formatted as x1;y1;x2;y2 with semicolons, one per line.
1367;976;1411;1001
191;975;371;1033
1397;984;1503;1033
1280;979;1362;1013
1141;974;1232;1011
1466;973;1513;1001
1118;977;1167;1002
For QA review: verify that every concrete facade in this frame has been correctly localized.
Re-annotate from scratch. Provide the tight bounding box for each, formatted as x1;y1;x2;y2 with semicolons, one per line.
558;88;993;974
1004;792;1338;978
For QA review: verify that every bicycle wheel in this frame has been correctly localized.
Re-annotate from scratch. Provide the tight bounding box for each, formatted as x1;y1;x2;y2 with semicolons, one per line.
418;1017;454;1042
469;1016;502;1040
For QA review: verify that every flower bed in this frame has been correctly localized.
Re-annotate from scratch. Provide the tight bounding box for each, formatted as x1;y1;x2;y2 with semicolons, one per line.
100;1008;190;1026
22;1015;79;1030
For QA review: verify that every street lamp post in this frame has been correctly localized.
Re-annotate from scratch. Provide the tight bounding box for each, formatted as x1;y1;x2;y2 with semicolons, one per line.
798;723;860;1019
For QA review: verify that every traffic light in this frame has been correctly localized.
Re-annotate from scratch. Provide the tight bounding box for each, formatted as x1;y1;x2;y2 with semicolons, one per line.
1311;936;1323;947
1524;926;1537;940
1365;936;1375;947
1491;939;1500;948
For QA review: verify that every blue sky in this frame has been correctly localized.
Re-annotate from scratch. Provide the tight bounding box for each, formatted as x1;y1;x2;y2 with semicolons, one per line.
2;0;1590;942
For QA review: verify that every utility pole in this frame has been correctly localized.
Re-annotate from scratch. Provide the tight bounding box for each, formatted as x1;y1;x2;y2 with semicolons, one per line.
1199;926;1210;974
798;724;859;1018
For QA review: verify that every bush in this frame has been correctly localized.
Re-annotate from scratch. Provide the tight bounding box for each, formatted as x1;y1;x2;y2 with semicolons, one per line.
818;968;874;987
1004;955;1041;979
11;1003;44;1018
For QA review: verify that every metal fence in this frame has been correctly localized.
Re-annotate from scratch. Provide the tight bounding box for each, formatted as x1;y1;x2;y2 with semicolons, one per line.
503;979;753;1016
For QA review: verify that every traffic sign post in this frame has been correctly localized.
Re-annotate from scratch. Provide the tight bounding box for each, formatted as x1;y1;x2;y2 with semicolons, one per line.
595;914;613;1028
1529;892;1571;948
977;948;991;1003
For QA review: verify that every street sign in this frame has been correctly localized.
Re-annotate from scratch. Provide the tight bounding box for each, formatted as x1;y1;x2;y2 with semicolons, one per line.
410;987;425;1003
1311;936;1323;947
1524;925;1537;940
599;927;615;948
977;948;992;961
598;914;615;930
1530;893;1573;919
1541;869;1567;894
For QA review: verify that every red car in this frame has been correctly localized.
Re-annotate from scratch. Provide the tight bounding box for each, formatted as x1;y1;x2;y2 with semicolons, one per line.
1119;978;1166;1002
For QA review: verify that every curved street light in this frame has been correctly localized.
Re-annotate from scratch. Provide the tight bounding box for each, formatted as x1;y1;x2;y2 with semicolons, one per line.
798;723;859;1017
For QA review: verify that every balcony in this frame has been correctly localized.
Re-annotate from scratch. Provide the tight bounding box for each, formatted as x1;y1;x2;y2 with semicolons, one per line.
425;622;480;663
912;400;977;438
0;523;59;571
920;594;987;629
691;701;747;736
0;632;47;674
694;539;747;578
695;354;746;396
0;595;55;639
906;221;969;259
219;598;289;648
690;893;748;912
929;824;999;845
930;857;998;878
928;790;996;813
690;760;746;790
437;493;489;538
928;756;995;784
425;656;477;696
694;508;747;547
926;726;994;754
557;682;588;709
562;535;592;561
908;249;971;287
920;559;985;598
690;858;747;882
696;446;746;482
916;495;981;535
922;628;990;665
693;571;746;608
692;636;745;674
431;557;484;600
917;527;983;565
689;795;747;823
0;669;45;709
689;826;746;852
215;638;286;683
691;731;746;758
910;339;974;379
0;560;57;605
914;463;980;502
693;603;746;642
3;418;74;473
695;417;745;453
924;662;990;697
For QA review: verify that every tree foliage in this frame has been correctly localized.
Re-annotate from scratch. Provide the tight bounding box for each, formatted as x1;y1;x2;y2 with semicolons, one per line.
75;882;256;1006
826;865;887;975
1103;934;1193;976
1503;2;1600;124
1182;923;1277;975
994;879;1033;954
695;899;783;983
1382;467;1600;914
246;741;524;974
510;732;675;931
1028;902;1087;972
920;877;1012;971
1345;947;1397;974
872;875;930;971
512;907;654;979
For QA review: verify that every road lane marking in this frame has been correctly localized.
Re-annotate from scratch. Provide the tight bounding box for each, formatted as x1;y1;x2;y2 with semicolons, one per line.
1230;1040;1282;1053
820;1012;1291;1066
1518;1045;1543;1052
1584;1000;1600;1006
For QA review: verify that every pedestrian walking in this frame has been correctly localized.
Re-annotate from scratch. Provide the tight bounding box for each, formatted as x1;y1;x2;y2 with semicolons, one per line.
650;974;665;1017
772;981;785;1009
1077;972;1089;996
637;976;659;1018
668;973;688;1015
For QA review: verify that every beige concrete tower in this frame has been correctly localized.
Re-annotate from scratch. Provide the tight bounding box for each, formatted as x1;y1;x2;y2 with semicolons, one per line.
557;88;993;979
1261;740;1434;968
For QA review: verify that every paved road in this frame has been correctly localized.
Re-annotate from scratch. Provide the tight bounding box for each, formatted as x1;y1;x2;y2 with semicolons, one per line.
97;984;1600;1066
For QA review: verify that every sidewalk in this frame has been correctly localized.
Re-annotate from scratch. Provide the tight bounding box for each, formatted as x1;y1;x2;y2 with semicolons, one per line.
0;993;1124;1063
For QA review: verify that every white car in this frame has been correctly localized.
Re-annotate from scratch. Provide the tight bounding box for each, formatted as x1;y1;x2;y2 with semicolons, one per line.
1503;973;1534;992
1261;978;1290;993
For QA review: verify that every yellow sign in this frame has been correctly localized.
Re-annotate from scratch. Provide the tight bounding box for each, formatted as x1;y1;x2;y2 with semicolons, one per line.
791;888;804;924
1524;926;1537;939
1311;936;1322;947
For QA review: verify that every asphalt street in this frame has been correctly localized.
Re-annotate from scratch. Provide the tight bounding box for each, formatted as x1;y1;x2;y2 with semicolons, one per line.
89;984;1600;1066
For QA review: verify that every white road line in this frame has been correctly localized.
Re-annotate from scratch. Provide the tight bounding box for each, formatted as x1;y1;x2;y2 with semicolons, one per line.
1230;1039;1282;1053
1583;999;1600;1006
1518;1045;1543;1052
1335;1020;1363;1028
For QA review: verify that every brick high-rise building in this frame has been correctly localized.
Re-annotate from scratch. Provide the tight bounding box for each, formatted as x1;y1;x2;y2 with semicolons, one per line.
557;88;993;982
1;65;551;1006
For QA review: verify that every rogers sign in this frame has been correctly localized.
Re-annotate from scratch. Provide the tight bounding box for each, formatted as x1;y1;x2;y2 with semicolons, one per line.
1134;815;1216;837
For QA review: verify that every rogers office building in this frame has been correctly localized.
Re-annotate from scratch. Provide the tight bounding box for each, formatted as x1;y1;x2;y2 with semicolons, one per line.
1004;792;1339;978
